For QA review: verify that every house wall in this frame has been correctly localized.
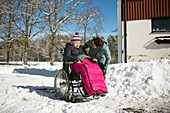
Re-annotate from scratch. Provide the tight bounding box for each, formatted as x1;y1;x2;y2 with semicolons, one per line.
121;19;170;62
119;0;170;63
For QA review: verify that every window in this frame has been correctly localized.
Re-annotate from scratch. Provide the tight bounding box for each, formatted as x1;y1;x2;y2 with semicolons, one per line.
152;17;170;32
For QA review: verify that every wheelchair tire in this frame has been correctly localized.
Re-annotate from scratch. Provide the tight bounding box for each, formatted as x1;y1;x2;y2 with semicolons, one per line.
54;69;70;99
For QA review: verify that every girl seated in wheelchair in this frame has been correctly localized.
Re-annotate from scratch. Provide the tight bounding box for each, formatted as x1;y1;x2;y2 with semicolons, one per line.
64;32;108;96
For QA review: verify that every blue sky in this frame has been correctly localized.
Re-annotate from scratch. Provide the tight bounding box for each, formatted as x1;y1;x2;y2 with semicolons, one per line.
93;0;118;38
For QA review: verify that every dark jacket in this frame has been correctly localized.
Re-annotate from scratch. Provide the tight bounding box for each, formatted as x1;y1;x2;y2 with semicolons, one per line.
64;43;85;61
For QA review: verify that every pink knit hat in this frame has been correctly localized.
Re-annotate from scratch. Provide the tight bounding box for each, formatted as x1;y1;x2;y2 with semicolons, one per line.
71;32;81;42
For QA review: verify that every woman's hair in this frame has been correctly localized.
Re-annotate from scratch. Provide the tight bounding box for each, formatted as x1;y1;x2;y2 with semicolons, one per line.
92;36;104;47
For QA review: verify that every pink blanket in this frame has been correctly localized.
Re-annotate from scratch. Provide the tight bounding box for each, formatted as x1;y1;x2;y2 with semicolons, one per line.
70;59;108;95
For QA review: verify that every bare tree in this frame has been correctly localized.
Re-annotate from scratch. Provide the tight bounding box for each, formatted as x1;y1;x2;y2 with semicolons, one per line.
0;0;16;64
75;0;105;42
40;0;82;65
12;0;45;65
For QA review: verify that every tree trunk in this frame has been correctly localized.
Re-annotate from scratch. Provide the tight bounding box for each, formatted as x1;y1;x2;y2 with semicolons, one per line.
50;33;56;66
11;44;14;61
6;13;12;65
6;41;10;65
24;38;29;65
84;30;87;43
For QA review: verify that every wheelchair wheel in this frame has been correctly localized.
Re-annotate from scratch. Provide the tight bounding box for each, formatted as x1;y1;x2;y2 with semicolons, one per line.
54;69;70;99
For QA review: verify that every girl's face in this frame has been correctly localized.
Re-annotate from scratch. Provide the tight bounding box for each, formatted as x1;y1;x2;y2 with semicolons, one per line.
92;41;97;48
72;41;80;48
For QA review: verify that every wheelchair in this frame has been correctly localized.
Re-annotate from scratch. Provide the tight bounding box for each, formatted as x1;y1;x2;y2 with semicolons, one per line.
54;60;95;102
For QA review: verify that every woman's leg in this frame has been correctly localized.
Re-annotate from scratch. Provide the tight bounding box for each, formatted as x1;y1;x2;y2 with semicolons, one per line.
98;63;106;78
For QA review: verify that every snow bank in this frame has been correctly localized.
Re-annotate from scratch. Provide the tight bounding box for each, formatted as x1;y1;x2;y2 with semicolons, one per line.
106;59;170;112
107;59;170;98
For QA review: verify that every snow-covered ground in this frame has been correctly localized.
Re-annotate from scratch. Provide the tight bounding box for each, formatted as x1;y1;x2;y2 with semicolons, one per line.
0;59;170;113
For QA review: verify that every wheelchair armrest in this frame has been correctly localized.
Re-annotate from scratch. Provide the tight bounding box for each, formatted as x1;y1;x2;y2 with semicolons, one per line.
64;59;78;64
64;61;76;64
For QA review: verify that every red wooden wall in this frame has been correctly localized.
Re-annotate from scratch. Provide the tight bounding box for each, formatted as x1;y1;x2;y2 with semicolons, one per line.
121;0;170;21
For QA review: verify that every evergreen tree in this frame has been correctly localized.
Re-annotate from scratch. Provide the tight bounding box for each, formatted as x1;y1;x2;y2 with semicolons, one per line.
107;35;118;63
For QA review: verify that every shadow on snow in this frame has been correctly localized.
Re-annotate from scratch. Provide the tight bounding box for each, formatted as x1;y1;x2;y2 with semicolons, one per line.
13;68;58;77
13;85;92;103
13;85;61;101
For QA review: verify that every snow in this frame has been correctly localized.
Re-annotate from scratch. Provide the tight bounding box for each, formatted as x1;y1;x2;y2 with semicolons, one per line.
0;60;170;113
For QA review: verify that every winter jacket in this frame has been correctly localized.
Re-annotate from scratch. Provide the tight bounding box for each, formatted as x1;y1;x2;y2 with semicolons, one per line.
83;39;111;69
64;43;86;62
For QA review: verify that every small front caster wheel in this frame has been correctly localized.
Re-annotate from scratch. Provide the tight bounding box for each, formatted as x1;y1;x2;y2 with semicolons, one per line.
66;94;75;103
93;94;100;100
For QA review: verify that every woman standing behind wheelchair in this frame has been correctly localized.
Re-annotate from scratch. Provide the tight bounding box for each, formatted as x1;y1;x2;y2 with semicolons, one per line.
83;36;111;78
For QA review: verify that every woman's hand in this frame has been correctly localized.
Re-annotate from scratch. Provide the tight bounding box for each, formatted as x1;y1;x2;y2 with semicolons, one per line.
93;58;98;62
